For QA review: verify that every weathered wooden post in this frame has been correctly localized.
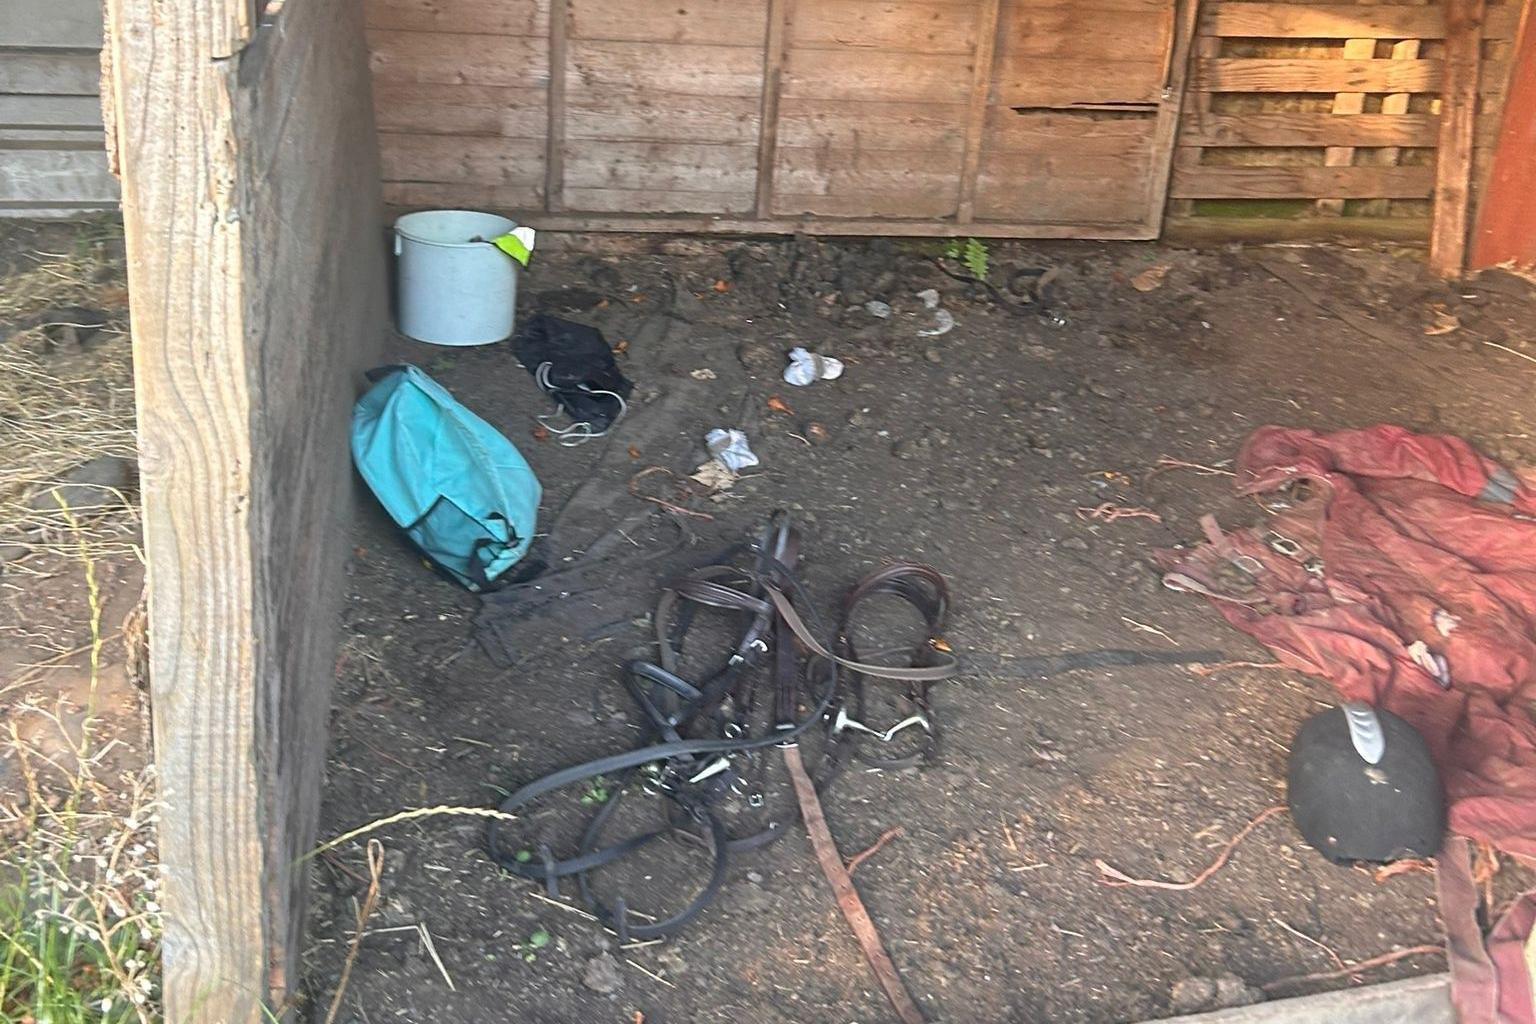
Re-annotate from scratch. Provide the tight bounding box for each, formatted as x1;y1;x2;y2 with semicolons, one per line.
103;0;387;1018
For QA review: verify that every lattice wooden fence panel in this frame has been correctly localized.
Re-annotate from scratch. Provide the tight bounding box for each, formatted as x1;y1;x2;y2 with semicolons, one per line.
1170;0;1524;232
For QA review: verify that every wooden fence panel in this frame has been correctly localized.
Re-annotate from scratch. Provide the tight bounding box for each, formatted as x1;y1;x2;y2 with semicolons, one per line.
1171;0;1524;235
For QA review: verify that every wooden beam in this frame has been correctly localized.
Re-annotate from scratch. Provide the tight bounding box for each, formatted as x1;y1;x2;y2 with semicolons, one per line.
1470;0;1536;269
1145;0;1202;236
753;0;792;218
1429;0;1487;277
398;209;1161;240
1319;37;1377;216
1170;164;1434;199
1194;57;1443;93
545;0;569;212
1205;3;1447;39
104;0;388;1018
1180;111;1440;148
955;0;1003;223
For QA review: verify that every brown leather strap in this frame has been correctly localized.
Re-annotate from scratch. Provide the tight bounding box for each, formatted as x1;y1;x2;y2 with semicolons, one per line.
783;743;927;1024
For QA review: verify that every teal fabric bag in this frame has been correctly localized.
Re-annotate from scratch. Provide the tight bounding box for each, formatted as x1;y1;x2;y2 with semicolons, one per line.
352;365;541;591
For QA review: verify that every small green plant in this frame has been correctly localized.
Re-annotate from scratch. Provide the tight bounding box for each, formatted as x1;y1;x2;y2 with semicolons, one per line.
517;928;551;963
943;237;991;282
579;777;610;806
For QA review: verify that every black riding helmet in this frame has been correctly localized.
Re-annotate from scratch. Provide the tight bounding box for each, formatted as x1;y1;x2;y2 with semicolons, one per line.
1287;702;1446;863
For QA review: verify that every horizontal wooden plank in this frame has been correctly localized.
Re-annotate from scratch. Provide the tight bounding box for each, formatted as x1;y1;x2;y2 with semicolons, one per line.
0;0;102;48
568;40;765;98
563;186;755;214
364;0;547;35
0;201;119;217
366;30;548;88
772;189;960;218
782;48;971;103
372;84;546;138
1165;214;1429;243
976;108;1154;223
0;93;104;128
567;95;762;144
1194;58;1443;93
1204;3;1446;39
383;180;544;210
378;132;546;187
993;57;1171;105
979;107;1157;157
571;0;768;46
1201;3;1523;41
0;126;106;144
997;3;1171;61
563;139;758;193
0;52;101;95
775;98;968;150
772;143;961;217
0;148;116;203
1169;163;1434;198
791;1;979;54
1180;111;1439;147
380;207;1158;240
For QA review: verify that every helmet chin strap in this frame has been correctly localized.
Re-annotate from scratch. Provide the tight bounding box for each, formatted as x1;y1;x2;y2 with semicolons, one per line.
1342;701;1386;765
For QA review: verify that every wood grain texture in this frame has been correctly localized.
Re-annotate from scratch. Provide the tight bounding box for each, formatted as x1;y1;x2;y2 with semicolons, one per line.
956;0;1002;222
1180;111;1439;147
364;0;547;35
755;0;792;217
571;0;767;45
974;108;1158;223
0;148;116;203
425;209;1156;238
1429;0;1487;276
1170;163;1434;198
0;52;102;95
991;1;1173;105
1205;2;1447;39
1201;2;1519;40
0;0;104;47
371;83;546;138
546;0;568;211
1194;57;1443;93
792;0;979;53
1318;37;1377;216
366;29;549;88
105;0;387;1019
0;94;109;127
1141;0;1200;235
1470;0;1536;268
781;47;971;103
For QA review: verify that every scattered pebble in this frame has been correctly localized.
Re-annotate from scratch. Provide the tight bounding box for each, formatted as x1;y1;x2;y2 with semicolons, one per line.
582;953;624;995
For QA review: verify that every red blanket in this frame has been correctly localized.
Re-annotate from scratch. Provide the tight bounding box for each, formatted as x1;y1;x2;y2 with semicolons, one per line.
1161;424;1536;857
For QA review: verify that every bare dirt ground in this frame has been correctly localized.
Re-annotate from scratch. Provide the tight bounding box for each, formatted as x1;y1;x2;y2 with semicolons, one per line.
306;235;1536;1024
5;220;1535;1024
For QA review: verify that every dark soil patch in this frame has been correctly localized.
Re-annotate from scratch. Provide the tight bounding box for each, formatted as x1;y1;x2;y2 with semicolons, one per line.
309;237;1536;1023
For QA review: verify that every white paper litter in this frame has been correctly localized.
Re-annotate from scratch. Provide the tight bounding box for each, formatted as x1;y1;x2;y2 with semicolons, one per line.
782;347;845;387
704;428;759;472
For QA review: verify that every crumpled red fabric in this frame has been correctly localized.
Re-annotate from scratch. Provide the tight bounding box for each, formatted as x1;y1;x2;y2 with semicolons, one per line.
1159;424;1536;856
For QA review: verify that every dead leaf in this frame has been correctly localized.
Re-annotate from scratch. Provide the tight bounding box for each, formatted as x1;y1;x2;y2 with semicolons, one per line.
766;395;794;416
1130;264;1171;292
1371;859;1435;883
806;422;829;445
532;425;550;442
627;445;641;460
1424;304;1460;336
612;339;630;355
690;460;737;492
713;279;731;293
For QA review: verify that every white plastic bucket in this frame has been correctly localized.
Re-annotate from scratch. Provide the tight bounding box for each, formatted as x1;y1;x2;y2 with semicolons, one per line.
393;210;519;346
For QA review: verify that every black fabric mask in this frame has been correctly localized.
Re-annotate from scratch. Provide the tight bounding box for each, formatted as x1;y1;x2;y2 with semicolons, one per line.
512;314;633;431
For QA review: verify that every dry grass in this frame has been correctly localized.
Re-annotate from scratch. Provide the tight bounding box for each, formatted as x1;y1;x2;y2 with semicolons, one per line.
0;223;137;568
0;221;160;1022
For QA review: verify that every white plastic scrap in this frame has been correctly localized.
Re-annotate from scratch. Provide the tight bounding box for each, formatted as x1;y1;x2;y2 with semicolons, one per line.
864;300;893;319
918;308;956;337
705;428;759;472
782;347;845;387
1407;640;1451;689
916;288;941;310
